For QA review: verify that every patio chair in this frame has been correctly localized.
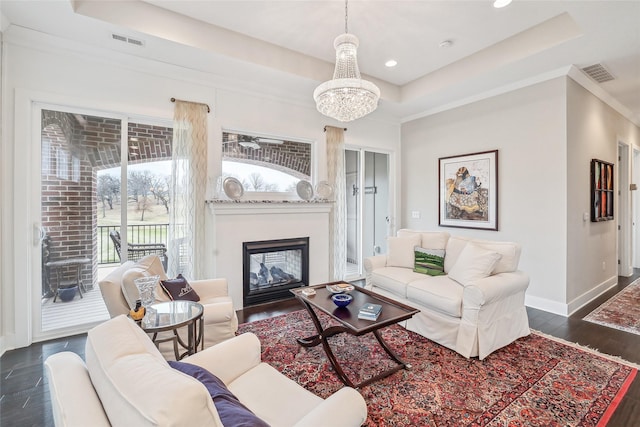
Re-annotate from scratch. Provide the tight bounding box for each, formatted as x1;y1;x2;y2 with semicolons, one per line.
109;230;168;270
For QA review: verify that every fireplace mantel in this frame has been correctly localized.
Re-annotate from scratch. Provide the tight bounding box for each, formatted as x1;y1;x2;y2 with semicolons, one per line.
206;200;332;215
206;199;332;309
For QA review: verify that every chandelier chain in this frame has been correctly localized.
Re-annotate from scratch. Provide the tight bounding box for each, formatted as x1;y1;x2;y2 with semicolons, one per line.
344;0;349;34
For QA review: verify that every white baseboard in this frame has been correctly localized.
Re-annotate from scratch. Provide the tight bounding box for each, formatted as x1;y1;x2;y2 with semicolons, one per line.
525;275;618;317
0;335;6;358
566;276;617;316
525;294;569;316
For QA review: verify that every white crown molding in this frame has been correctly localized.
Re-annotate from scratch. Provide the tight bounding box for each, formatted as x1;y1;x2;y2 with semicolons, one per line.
402;65;640;128
401;66;572;124
567;65;640;127
3;25;322;111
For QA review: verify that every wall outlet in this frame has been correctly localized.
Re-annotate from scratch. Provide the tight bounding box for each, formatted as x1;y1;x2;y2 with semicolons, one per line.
411;211;420;219
602;261;606;271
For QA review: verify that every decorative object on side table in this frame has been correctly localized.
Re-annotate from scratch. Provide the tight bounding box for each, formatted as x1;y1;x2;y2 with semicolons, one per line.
332;293;353;307
439;150;498;230
134;275;159;308
129;299;145;321
591;158;614;221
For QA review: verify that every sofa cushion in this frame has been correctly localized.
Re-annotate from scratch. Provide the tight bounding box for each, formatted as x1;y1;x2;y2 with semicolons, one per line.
414;248;446;276
448;243;502;286
407;276;463;317
229;362;323;427
443;236;472;273
471;239;522;273
85;315;218;426
371;267;426;298
387;235;421;268
161;274;201;302
397;229;450;250
169;361;269;427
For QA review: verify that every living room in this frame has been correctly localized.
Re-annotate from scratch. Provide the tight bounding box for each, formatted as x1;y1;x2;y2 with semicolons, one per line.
1;1;640;425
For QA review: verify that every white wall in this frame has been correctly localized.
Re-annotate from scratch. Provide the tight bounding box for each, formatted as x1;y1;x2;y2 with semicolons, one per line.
566;78;640;311
400;76;640;315
0;28;400;351
401;78;569;313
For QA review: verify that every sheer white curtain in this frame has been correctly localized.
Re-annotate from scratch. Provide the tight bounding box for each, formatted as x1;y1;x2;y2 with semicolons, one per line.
326;126;347;280
169;101;208;279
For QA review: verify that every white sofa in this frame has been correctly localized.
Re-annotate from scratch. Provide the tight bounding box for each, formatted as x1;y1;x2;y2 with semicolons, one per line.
45;315;368;427
99;255;238;357
364;229;530;360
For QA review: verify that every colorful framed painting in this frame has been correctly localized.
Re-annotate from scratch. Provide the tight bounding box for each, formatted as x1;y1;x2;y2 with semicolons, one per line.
438;150;498;230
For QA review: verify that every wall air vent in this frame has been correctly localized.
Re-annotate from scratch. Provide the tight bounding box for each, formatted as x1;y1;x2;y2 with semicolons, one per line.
581;63;615;83
111;33;145;47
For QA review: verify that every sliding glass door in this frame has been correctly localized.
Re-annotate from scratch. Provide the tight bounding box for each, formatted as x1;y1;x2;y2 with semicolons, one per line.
37;105;172;339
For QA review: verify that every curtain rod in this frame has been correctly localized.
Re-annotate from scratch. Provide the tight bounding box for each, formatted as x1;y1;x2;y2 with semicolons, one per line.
170;97;211;113
324;126;347;132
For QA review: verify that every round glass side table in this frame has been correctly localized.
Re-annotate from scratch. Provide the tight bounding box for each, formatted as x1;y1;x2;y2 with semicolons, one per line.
140;300;204;360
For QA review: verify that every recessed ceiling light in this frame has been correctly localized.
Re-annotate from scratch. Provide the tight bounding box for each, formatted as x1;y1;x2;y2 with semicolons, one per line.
493;0;512;8
385;59;398;68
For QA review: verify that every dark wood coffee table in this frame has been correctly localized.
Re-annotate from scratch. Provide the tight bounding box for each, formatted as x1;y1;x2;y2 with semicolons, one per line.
291;282;419;388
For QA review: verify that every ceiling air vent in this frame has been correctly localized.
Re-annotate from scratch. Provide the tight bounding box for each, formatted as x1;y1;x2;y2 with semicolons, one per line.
581;63;615;83
111;33;145;47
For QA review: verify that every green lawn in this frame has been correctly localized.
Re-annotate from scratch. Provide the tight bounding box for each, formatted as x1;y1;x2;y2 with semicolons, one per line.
97;199;169;226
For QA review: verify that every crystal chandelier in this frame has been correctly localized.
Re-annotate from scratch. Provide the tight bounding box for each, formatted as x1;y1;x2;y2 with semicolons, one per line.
313;0;380;122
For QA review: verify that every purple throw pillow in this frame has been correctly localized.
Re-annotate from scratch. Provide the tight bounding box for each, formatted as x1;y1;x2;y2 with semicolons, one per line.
168;361;270;427
160;274;200;302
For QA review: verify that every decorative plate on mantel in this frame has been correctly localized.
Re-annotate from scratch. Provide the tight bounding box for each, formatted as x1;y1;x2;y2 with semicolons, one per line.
223;177;244;200
316;181;334;200
296;180;314;201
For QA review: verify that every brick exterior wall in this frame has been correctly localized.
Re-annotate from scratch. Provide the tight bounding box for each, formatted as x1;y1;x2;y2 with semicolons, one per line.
41;110;172;297
222;133;311;178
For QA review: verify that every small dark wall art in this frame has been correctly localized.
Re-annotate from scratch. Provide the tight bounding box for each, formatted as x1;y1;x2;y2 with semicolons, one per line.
591;159;614;222
439;150;498;230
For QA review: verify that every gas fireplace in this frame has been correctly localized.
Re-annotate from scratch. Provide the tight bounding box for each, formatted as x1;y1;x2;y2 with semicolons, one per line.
242;237;309;306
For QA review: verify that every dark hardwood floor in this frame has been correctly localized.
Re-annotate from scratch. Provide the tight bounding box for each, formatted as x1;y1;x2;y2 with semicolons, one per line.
2;275;640;426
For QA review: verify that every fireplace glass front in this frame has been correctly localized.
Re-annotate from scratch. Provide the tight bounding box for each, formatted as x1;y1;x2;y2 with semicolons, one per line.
243;237;309;306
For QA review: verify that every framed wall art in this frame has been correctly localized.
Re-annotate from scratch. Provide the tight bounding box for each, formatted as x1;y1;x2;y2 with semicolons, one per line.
590;158;614;222
439;150;498;230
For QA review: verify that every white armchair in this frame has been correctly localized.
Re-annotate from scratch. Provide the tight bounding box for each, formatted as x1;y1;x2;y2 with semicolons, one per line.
98;255;238;356
45;315;368;427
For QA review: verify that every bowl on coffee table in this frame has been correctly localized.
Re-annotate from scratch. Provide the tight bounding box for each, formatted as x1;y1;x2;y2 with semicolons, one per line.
331;293;353;307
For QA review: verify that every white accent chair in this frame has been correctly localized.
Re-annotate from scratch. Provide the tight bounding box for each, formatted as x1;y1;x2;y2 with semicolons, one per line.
98;255;238;357
45;315;368;427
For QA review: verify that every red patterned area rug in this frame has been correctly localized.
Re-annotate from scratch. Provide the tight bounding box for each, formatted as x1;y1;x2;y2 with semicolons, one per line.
584;279;640;335
238;310;637;427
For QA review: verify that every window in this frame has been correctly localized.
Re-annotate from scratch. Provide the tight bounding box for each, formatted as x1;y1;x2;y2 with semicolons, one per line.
56;149;70;180
222;131;312;195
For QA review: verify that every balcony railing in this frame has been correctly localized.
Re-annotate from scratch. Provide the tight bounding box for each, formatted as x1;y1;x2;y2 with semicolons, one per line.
97;224;168;264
